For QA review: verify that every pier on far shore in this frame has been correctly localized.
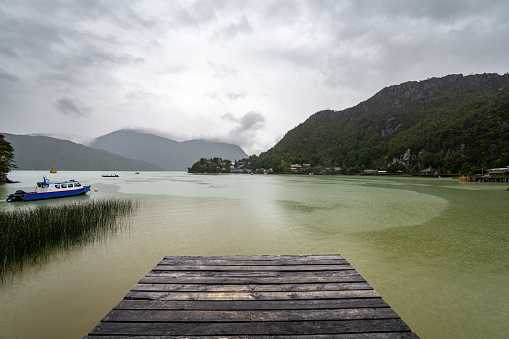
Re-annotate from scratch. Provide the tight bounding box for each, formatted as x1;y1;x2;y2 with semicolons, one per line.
85;254;419;338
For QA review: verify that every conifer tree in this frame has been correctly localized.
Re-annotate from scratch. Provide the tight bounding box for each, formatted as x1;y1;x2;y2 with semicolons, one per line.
0;134;16;174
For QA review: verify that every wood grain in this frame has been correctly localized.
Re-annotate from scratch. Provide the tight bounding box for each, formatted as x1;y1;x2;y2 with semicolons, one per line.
85;254;419;338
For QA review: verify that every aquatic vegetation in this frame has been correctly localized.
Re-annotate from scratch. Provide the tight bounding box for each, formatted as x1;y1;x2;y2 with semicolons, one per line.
0;198;138;280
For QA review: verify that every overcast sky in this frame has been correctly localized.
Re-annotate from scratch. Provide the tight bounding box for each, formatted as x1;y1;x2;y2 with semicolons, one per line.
1;0;508;155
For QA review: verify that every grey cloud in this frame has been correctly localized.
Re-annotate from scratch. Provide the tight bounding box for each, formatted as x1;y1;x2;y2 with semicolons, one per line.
55;98;93;118
270;0;509;95
0;44;16;57
205;91;246;101
204;91;218;99
220;111;266;151
208;60;238;78
238;111;265;132
0;68;24;106
223;111;265;135
222;112;236;122
308;0;494;24
26;0;155;32
172;1;221;28
37;72;79;86
260;0;306;25
219;16;252;38
385;0;496;22
34;45;145;88
67;48;145;73
226;92;246;101
0;68;22;83
0;6;144;98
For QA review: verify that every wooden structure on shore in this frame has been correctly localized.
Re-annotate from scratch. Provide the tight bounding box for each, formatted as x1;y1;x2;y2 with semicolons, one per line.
86;254;419;338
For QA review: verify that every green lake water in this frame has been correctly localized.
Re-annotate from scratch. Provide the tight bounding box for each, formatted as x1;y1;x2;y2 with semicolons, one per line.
0;171;508;338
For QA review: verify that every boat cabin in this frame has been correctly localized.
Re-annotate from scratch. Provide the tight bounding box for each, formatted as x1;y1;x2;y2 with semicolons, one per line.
35;179;84;193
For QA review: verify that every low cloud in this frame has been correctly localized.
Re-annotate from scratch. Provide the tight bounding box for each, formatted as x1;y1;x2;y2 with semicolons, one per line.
223;111;265;135
221;111;266;153
55;97;92;118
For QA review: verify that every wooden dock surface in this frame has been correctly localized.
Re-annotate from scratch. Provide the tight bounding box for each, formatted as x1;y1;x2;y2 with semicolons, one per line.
85;254;419;338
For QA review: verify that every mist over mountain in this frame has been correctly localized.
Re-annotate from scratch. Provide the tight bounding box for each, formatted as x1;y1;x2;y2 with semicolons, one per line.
3;133;163;171
249;73;509;174
90;130;248;171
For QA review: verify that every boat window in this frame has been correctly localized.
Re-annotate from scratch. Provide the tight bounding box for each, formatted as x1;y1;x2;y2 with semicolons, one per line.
68;184;73;187
62;184;67;188
75;183;81;187
55;184;60;189
38;183;42;187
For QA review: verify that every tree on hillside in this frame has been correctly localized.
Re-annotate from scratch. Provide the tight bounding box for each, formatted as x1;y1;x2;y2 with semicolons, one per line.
252;74;509;173
0;134;16;174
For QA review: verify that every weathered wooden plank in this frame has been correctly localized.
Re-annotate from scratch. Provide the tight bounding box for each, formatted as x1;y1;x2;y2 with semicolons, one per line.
88;319;411;336
162;254;345;261
138;273;367;284
131;282;372;292
114;298;391;311
102;308;399;323
231;307;401;322
124;289;381;301
145;269;359;277
152;264;354;271
103;309;250;322
158;258;350;266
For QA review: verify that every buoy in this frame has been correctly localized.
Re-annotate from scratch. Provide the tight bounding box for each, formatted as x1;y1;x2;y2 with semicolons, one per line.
94;188;98;192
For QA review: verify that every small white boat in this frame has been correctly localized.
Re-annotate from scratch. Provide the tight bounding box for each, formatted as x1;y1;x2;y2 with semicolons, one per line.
102;174;119;177
6;177;91;202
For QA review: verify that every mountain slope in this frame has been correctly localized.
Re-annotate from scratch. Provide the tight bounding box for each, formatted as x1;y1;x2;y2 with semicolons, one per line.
251;73;509;173
89;130;248;171
3;133;163;171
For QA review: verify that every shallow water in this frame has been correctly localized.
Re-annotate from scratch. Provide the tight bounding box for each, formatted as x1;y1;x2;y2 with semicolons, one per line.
0;171;508;338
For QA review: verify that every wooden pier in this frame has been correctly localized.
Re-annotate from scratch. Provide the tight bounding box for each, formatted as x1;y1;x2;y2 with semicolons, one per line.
85;254;419;338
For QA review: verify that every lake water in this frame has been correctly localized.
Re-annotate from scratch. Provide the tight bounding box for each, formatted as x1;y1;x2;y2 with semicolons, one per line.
0;171;508;338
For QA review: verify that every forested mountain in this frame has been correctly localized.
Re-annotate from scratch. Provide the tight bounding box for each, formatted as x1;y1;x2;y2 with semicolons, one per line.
90;129;248;171
249;73;509;174
3;133;163;171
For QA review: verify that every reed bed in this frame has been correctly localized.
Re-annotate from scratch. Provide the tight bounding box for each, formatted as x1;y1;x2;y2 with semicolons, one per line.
0;198;138;280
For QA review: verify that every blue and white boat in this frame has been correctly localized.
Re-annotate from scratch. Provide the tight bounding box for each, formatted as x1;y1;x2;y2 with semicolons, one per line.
6;177;91;202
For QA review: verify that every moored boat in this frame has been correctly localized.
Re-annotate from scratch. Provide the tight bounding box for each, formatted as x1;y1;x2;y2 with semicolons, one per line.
102;174;119;177
6;177;91;202
50;168;57;173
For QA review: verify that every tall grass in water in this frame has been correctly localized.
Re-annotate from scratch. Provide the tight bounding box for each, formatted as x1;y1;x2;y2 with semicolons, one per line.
0;198;138;280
